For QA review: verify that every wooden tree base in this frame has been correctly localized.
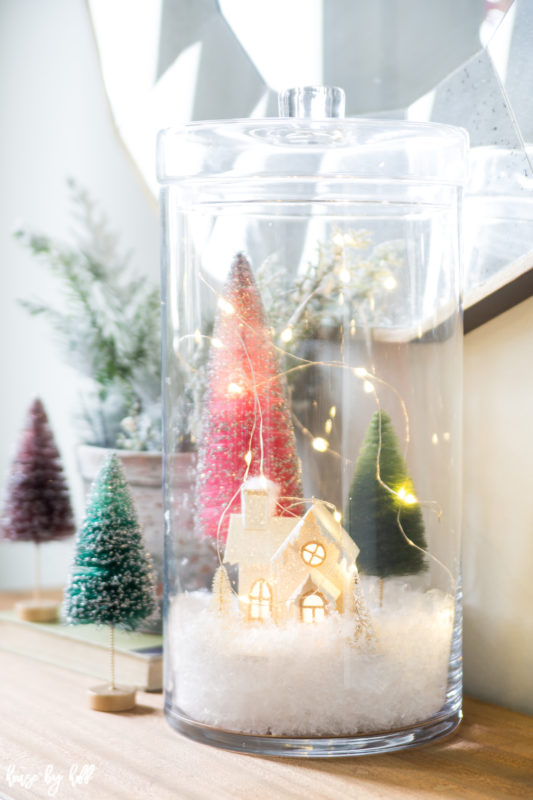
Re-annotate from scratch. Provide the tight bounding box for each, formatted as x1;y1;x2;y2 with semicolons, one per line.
88;685;137;712
15;599;59;623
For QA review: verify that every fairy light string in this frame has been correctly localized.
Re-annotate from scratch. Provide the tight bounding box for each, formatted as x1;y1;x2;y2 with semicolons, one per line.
177;262;451;592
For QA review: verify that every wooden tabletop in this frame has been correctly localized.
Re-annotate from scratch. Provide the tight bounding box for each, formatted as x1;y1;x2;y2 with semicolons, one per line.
0;593;532;800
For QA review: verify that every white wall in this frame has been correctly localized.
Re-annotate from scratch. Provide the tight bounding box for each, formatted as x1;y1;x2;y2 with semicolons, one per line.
463;295;533;715
0;0;158;589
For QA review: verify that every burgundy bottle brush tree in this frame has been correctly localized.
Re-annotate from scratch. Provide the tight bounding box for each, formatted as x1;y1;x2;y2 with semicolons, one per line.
1;398;75;621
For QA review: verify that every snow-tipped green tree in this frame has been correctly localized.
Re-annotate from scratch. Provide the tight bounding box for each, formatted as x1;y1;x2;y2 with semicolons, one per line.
345;411;428;597
64;454;156;632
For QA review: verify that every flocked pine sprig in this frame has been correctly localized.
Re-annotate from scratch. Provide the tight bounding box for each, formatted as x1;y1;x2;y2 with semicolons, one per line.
15;180;161;450
256;228;405;350
63;453;157;630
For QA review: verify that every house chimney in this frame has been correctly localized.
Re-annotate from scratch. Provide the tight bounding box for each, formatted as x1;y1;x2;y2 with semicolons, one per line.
241;478;278;531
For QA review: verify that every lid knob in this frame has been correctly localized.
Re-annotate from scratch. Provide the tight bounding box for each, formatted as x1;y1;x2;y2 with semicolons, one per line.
278;86;345;119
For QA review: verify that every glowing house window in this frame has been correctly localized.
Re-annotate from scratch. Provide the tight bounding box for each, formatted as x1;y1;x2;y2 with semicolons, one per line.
249;579;272;620
301;541;326;567
301;592;326;623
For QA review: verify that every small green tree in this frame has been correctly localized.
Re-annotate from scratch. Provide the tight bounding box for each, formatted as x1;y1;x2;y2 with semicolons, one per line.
345;411;428;589
64;454;156;683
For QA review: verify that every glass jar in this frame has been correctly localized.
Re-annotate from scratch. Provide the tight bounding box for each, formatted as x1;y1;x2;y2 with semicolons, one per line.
158;87;468;757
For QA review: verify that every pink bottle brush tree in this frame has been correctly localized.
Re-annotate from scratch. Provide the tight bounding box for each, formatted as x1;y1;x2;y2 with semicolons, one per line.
1;398;75;620
196;253;304;543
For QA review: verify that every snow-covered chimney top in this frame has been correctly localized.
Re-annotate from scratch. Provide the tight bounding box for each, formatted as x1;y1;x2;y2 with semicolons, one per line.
241;478;278;531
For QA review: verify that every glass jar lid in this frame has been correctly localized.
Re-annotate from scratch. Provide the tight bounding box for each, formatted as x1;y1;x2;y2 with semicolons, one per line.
157;86;468;186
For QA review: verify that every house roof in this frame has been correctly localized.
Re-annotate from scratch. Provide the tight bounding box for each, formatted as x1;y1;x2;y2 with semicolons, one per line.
224;500;359;568
272;502;359;565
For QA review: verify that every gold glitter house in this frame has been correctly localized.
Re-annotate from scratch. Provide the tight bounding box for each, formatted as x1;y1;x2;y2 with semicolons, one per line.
224;485;359;624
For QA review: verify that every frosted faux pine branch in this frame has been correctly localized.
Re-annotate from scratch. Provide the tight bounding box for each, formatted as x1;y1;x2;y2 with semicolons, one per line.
256;228;404;352
15;180;161;451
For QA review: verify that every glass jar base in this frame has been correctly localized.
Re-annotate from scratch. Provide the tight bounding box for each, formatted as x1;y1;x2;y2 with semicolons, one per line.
164;702;462;758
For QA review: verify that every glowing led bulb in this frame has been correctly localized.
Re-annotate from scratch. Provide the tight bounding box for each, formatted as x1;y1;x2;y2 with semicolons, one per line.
280;327;293;343
338;292;344;306
333;510;342;523
329;406;337;418
218;298;234;315
397;487;417;504
332;232;345;247
432;433;439;445
244;451;252;466
354;367;367;378
212;338;223;349
325;419;333;434
194;329;202;344
383;275;397;291
339;267;350;283
312;437;329;453
363;380;374;394
227;382;243;396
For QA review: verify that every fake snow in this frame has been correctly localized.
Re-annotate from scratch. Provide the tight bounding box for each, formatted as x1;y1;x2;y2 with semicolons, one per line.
169;578;455;737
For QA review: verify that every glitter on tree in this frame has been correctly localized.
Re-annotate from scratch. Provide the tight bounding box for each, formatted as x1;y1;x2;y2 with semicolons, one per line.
1;398;75;546
64;453;156;631
64;453;156;710
1;398;75;619
196;253;304;542
210;564;233;615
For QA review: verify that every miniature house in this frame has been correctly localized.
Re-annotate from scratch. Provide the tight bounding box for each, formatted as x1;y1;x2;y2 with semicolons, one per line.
224;484;359;623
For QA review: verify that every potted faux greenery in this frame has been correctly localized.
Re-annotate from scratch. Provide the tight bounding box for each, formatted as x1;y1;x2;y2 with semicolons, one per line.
15;181;191;630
